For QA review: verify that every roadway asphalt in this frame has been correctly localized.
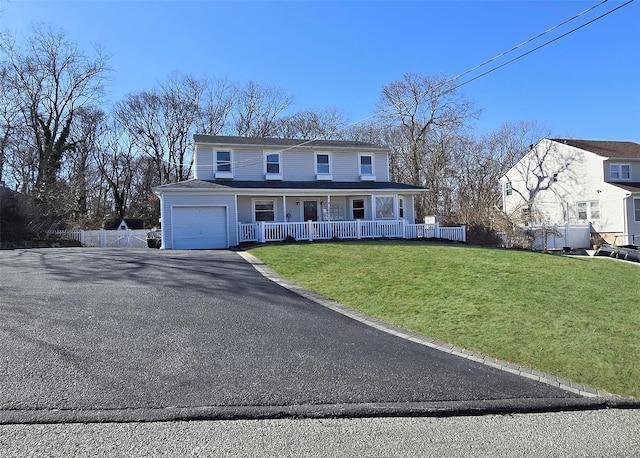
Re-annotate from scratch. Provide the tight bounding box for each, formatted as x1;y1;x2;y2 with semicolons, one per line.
0;248;634;424
2;409;639;456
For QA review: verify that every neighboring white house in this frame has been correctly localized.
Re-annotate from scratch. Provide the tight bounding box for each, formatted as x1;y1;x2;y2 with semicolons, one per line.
500;138;640;246
153;135;428;249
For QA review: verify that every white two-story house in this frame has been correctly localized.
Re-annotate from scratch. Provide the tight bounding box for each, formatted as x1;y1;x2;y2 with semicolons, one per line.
154;135;428;249
500;138;640;246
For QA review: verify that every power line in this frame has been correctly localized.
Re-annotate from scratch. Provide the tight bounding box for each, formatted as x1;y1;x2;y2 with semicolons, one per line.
197;0;633;173
452;0;635;94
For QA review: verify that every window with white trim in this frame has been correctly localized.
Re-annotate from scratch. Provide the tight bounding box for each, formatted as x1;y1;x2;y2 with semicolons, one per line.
375;196;394;219
329;204;345;220
352;199;365;219
505;181;513;196
254;200;275;222
634;198;640;222
359;154;375;180
610;164;631;181
399;197;405;218
265;152;282;180
215;151;232;178
577;201;600;221
315;153;331;179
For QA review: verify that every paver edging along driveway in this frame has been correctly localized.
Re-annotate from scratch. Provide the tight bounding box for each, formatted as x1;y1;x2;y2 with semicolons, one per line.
0;248;635;424
236;250;629;400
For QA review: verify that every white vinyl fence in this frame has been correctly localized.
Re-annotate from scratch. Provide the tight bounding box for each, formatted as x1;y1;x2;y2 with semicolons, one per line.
501;223;592;250
47;229;150;248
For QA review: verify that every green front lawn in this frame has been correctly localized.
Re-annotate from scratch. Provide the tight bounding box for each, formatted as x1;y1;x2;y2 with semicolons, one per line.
249;241;640;398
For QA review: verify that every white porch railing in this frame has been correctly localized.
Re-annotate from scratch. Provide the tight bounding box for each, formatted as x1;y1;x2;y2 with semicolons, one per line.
238;221;466;244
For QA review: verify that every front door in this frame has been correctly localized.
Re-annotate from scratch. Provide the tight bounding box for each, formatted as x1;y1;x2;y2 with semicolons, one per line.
303;200;319;221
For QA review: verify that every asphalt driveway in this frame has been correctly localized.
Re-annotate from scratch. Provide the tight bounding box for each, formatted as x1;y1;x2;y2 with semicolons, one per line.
0;248;619;423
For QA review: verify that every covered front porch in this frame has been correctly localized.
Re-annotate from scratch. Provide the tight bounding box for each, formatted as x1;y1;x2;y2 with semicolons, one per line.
236;190;465;244
239;219;466;243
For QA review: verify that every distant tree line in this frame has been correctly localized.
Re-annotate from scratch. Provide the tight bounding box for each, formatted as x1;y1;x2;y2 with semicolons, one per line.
0;26;549;243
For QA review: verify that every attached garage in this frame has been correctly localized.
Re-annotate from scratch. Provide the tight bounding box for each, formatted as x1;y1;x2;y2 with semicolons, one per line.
172;206;228;249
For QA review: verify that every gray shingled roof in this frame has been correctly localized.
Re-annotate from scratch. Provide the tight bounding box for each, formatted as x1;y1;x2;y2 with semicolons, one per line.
551;139;640;159
193;135;388;151
155;179;426;192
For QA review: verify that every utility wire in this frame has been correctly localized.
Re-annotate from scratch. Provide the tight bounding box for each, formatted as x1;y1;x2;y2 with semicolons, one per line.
188;0;632;174
451;0;634;95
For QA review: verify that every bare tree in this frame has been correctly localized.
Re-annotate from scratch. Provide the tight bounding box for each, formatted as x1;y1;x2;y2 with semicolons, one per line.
116;73;220;184
450;134;504;228
196;76;236;136
126;155;161;226
486;120;551;179
274;107;349;139
92;120;139;222
0;26;109;217
114;90;165;184
0;63;22;184
234;81;294;137
65;106;105;226
377;72;479;219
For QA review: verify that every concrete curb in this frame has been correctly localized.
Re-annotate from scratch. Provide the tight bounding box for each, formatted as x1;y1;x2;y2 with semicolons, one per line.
236;251;627;400
3;397;639;425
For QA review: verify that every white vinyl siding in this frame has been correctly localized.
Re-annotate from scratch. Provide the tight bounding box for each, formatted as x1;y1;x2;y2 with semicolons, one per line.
330;152;354;181
283;152;314;181
194;140;390;182
194;145;214;180
234;149;263;180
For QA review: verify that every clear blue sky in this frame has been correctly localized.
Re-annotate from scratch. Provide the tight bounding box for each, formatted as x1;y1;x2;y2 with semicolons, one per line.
1;0;638;141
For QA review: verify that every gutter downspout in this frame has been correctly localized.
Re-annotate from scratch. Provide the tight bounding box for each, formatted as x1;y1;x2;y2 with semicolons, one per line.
623;193;631;245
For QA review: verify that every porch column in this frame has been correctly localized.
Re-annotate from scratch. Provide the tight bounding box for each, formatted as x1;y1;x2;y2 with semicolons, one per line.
394;194;399;219
283;195;288;222
371;195;376;220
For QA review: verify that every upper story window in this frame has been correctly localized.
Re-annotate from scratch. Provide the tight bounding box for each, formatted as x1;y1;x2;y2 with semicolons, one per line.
359;154;376;181
265;152;282;180
215;151;233;179
577;201;600;221
610;164;631;181
505;181;513;196
315;153;332;180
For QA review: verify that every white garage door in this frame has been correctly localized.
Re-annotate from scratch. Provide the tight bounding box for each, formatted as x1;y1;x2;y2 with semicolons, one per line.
172;206;228;249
